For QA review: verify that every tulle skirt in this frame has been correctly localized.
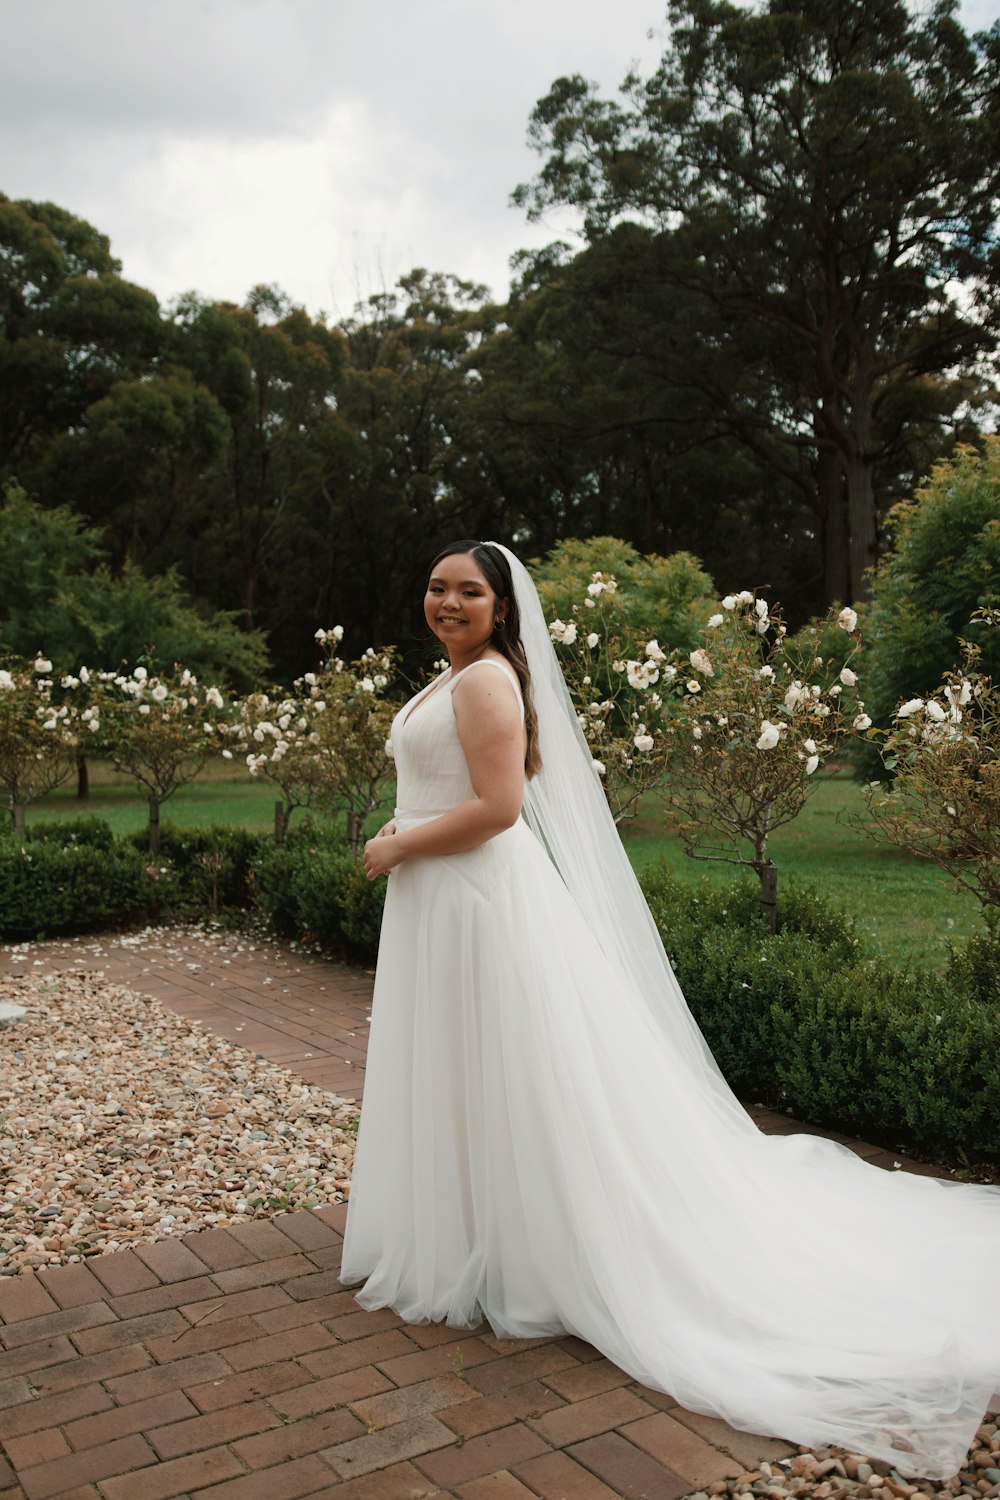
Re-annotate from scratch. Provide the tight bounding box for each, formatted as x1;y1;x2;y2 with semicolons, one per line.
341;817;1000;1478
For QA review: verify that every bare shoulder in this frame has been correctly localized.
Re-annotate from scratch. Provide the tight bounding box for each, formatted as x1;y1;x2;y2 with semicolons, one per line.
452;657;522;723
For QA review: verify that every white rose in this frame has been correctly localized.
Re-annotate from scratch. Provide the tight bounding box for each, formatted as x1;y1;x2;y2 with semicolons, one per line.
707;613;724;628
737;590;754;606
34;657;53;674
853;713;872;731
221;748;233;760
758;665;774;681
722;596;737;610
803;738;817;754
840;667;857;687
151;684;168;702
689;648;714;676
756;720;781;750
686;679;701;694
805;754;820;775
132;666;147;681
548;619;567;642
205;686;224;709
692;726;703;740
360;679;375;693
562;622;577;646
754;598;768;618
138;703;151;715
838;607;858;633
591;758;606;777
79;665;90;684
646;640;666;662
897;698;925;718
587;632;599;649
0;670;13;691
924;700;947;721
587;581;605;597
333;625;345;642
633;734;654;752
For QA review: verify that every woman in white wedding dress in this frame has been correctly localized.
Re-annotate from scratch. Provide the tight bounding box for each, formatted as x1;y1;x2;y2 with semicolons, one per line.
340;540;1000;1479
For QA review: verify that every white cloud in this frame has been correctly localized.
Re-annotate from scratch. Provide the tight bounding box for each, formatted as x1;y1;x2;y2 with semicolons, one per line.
1;0;990;319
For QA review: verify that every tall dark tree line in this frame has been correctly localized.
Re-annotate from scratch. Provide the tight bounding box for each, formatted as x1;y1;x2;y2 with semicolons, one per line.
514;0;1000;604
2;0;997;679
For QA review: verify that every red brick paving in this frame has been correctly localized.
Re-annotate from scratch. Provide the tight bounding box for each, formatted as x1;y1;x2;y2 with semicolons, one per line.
0;927;985;1498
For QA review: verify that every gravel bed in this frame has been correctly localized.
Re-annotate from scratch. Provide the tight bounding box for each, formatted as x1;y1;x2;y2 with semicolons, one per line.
0;969;357;1272
685;1422;1000;1500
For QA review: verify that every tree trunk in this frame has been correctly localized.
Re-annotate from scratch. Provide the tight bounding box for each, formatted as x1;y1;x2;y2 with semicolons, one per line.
816;447;850;606
274;800;288;847
12;802;26;844
758;861;778;934
845;453;878;603
148;795;161;857
76;753;89;800
346;810;363;856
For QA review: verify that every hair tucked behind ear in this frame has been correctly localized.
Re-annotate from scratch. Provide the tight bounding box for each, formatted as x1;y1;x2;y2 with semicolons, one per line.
429;540;542;778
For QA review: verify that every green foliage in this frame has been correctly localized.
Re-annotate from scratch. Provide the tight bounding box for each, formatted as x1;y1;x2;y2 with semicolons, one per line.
0;839;153;940
252;826;385;959
857;441;1000;775
640;867;1000;1164
531;537;715;651
0;485;267;686
25;816;115;850
516;0;1000;604
126;822;264;914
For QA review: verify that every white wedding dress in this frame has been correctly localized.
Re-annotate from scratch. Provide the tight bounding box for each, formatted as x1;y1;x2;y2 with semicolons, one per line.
341;642;1000;1479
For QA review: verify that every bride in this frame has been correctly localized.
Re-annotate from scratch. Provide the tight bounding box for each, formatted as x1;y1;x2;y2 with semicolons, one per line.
341;540;1000;1479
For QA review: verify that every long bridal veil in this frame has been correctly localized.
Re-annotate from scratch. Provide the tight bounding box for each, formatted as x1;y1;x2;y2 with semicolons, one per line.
485;542;1000;1479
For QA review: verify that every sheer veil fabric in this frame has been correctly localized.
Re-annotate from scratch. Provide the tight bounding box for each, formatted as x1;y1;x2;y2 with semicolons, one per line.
340;542;1000;1479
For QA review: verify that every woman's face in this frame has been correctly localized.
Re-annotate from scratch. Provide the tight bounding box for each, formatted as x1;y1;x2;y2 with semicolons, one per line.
424;552;506;655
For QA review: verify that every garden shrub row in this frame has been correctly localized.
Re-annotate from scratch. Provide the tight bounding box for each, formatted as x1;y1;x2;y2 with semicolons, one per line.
0;816;386;961
3;815;997;1166
640;867;1000;1167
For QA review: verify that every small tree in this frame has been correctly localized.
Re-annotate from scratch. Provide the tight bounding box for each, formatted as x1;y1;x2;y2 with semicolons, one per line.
0;656;78;839
661;592;864;929
231;631;398;852
547;571;674;823
96;663;227;854
862;609;999;911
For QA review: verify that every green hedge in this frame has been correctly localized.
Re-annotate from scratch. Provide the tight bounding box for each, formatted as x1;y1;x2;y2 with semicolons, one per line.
640;866;1000;1165
251;826;385;961
0;837;154;939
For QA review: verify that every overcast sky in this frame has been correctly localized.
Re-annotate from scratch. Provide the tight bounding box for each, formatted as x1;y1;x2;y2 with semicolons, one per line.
2;0;997;323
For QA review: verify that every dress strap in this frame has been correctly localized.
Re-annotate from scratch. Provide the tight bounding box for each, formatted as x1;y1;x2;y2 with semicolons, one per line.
449;658;524;721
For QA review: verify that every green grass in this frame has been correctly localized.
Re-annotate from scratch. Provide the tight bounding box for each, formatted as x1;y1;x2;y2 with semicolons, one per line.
29;759;283;837
23;760;984;967
620;767;985;967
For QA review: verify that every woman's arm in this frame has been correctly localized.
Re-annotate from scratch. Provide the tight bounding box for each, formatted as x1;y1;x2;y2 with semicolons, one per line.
362;666;524;879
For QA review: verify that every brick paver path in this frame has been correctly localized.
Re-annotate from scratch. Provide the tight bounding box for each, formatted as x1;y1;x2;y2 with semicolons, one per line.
0;928;972;1499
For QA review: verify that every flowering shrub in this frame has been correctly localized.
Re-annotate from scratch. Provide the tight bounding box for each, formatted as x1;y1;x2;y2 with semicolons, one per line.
660;592;864;928
94;663;227;854
230;630;398;852
863;609;999;910
0;657;79;839
547;571;674;822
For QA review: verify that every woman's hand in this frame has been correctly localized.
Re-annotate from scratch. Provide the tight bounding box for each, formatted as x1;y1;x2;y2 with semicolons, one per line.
364;822;402;880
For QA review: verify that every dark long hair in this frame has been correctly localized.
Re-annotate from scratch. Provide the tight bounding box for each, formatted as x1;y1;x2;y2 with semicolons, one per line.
429;540;541;778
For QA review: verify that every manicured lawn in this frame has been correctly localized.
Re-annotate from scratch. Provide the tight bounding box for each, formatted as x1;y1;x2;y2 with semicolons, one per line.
620;768;984;967
26;760;983;967
30;759;280;836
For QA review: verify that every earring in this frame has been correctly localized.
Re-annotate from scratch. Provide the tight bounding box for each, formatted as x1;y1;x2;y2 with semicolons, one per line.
494;616;505;630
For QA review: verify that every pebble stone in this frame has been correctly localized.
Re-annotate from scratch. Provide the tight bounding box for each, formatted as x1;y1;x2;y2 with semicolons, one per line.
702;1424;1000;1500
0;968;357;1272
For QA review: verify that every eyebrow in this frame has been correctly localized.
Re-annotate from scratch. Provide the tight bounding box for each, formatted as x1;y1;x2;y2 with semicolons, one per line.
427;576;487;587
